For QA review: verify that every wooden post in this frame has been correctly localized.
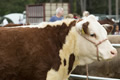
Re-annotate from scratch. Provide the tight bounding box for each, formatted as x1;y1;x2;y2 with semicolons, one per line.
59;0;62;2
80;0;84;13
116;0;119;20
108;0;112;15
84;0;86;11
69;0;73;13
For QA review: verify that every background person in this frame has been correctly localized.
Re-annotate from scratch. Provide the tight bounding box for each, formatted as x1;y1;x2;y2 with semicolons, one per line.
49;7;64;22
112;23;120;35
82;11;90;19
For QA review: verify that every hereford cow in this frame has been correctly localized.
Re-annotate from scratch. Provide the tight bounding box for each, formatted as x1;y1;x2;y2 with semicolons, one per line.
0;15;117;80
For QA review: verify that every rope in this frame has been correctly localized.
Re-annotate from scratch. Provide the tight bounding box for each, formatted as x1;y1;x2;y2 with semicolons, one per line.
82;36;108;80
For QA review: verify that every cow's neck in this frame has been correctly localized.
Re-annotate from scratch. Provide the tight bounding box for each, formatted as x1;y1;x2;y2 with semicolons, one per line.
59;26;95;67
58;27;78;78
46;27;77;80
55;26;94;79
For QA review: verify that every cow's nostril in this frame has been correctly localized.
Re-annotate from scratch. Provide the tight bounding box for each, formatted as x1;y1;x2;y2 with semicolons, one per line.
110;49;117;56
111;51;115;55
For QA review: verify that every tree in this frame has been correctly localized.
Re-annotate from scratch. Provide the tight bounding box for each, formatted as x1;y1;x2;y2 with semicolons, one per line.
0;0;35;16
0;0;118;17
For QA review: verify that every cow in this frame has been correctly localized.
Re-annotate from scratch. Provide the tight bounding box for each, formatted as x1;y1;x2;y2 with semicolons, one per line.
71;35;120;79
0;15;117;80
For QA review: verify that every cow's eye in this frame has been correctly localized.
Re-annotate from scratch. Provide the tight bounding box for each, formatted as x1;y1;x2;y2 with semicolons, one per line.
90;33;96;37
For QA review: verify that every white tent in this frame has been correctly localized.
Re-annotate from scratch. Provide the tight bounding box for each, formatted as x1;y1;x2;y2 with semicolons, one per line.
2;19;8;26
4;13;26;24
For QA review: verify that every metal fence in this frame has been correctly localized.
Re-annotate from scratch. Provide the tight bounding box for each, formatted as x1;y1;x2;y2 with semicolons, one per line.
112;44;120;48
70;74;120;80
70;44;120;80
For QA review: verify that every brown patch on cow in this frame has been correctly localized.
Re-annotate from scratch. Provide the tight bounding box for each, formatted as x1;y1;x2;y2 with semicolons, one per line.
68;53;75;74
0;20;76;80
82;22;89;34
69;20;76;27
64;59;66;66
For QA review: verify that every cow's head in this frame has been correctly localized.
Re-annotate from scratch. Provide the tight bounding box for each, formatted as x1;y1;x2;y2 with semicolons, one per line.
75;15;117;65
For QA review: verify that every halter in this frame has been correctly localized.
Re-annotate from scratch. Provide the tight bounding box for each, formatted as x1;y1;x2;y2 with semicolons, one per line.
81;35;108;61
81;35;108;80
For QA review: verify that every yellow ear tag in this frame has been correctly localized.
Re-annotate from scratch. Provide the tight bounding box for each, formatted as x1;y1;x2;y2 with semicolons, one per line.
81;28;85;34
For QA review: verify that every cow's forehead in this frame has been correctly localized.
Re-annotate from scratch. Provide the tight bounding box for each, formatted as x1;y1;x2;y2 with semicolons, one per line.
76;15;107;37
88;20;107;40
76;15;97;27
89;19;107;34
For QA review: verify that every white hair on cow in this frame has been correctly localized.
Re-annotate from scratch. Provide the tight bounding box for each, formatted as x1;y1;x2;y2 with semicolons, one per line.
76;18;87;31
46;19;75;27
5;19;75;29
36;19;75;28
87;15;97;21
76;15;97;32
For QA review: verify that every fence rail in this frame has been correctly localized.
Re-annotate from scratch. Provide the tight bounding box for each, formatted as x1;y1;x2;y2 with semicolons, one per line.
112;44;120;48
70;74;120;80
70;44;120;80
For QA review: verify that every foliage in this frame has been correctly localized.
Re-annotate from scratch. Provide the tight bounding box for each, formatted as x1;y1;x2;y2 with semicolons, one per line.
0;0;119;16
0;0;35;16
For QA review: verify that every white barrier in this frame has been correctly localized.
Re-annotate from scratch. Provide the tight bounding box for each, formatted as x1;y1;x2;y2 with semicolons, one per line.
70;44;120;80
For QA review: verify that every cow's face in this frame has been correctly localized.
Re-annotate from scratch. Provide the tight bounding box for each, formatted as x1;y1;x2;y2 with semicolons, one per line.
75;15;117;65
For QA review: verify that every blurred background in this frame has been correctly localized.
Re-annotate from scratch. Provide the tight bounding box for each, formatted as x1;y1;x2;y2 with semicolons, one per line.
0;0;120;79
0;0;120;25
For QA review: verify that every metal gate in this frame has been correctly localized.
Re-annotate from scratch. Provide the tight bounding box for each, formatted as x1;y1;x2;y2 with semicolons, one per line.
26;4;45;24
70;74;120;80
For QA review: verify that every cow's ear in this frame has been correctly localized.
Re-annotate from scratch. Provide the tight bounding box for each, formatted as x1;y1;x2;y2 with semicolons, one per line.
102;24;113;34
82;22;89;34
76;21;89;35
